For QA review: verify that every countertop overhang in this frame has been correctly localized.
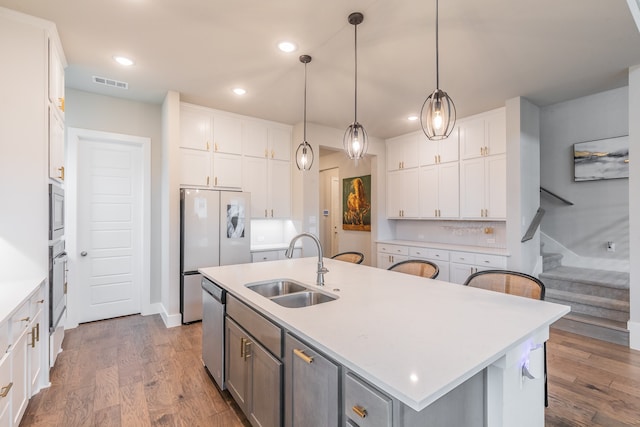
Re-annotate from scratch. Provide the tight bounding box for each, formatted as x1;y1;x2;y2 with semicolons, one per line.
200;258;568;411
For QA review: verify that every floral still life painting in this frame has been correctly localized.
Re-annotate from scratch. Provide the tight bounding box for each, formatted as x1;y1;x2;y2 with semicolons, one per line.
343;175;371;231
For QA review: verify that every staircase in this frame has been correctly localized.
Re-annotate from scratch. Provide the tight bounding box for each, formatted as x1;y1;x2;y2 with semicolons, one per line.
539;249;630;346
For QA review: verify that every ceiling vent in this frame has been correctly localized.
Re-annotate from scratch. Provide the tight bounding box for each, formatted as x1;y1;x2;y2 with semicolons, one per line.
92;75;128;90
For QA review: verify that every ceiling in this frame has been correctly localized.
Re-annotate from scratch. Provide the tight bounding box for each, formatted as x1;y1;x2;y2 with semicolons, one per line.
2;0;639;139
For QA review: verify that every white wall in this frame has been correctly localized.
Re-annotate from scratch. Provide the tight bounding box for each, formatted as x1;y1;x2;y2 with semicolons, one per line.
292;122;390;265
65;89;163;302
628;66;640;349
539;87;629;268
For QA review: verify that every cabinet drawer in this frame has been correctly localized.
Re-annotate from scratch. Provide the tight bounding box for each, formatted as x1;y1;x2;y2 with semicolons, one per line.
227;295;282;358
345;372;392;427
427;249;449;262
408;247;428;258
251;250;279;263
11;302;30;343
450;251;475;265
474;254;506;269
30;285;46;318
378;244;408;256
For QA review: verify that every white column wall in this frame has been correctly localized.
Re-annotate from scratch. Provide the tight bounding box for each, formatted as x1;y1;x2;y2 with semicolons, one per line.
629;65;640;349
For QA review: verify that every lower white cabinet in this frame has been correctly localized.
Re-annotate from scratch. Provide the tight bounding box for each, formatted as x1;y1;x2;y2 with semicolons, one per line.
449;251;507;284
284;333;340;427
377;244;409;269
251;248;302;263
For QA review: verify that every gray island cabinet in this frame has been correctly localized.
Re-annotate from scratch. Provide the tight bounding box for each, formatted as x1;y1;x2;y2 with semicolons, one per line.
200;257;569;427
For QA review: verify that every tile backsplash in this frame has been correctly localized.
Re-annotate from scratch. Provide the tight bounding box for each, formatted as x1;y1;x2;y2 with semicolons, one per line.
394;220;506;248
251;219;300;247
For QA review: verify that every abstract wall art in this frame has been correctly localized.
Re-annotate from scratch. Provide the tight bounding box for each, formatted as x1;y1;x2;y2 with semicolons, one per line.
573;135;629;182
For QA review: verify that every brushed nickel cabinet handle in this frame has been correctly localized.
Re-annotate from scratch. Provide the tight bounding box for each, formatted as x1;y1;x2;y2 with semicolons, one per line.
293;348;314;364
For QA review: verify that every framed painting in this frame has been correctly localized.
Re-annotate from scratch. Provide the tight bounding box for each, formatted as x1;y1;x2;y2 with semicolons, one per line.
573;135;629;181
342;175;371;231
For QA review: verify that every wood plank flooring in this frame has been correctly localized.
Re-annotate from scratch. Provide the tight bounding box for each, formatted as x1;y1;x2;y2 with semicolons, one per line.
19;314;640;426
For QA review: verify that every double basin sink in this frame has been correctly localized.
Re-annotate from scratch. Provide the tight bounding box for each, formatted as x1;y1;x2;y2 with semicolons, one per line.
245;279;336;308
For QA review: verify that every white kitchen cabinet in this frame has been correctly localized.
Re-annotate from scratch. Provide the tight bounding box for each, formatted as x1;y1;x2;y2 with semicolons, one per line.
408;247;450;282
48;37;65;119
212;152;242;188
180;104;212;151
387;133;420;171
377;244;409;269
48;106;65;182
28;291;44;395
11;314;29;427
0;352;10;427
460;154;506;219
213;114;243;155
386;169;419;218
419;162;459;219
419;130;459;166
243;156;291;219
449;251;507;284
243;122;291;162
459;108;506;160
179;149;210;187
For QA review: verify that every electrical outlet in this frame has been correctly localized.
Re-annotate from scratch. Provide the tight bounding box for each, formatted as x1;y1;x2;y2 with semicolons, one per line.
607;241;615;252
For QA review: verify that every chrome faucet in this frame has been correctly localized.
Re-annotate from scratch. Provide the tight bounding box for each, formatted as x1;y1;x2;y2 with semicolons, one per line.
285;232;329;286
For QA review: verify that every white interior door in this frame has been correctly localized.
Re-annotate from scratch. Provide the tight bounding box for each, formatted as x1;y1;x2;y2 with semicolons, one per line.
331;176;340;256
76;138;143;323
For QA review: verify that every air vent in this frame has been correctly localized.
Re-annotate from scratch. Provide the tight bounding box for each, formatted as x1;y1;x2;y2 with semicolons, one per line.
92;75;128;90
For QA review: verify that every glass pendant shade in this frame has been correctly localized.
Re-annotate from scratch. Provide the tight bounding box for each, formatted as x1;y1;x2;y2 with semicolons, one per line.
343;12;368;160
343;122;368;160
295;140;314;170
296;54;314;171
421;88;456;140
421;0;456;141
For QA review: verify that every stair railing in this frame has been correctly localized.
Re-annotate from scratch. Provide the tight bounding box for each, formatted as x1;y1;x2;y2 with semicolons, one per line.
540;187;574;205
521;207;545;243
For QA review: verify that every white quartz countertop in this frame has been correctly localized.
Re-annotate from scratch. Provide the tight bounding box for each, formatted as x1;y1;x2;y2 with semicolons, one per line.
377;239;510;256
200;258;568;411
0;277;45;324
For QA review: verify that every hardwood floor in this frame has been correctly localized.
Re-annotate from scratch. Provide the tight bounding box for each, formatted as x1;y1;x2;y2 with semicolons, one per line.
20;314;640;426
20;314;250;427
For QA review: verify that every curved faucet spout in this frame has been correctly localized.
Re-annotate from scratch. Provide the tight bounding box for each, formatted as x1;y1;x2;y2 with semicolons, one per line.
286;232;328;286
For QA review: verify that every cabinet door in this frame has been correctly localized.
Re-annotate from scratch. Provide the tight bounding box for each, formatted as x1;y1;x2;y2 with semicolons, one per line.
485;154;506;219
486;110;506;156
226;318;250;413
249;341;282;427
401;169;420;218
28;312;43;394
438;162;459;218
460;158;485;219
269;159;291;218
285;333;339;427
419;138;439;167
180;148;210;187
450;263;473;285
213;114;242;155
386;170;403;218
436;261;450;282
243;122;269;158
269;127;291;161
12;328;29;426
459;118;485;160
48;39;65;116
377;253;393;269
419;166;438;218
212;153;242;189
438;130;459;163
49;107;65;182
0;352;10;426
243;157;268;218
180;105;212;150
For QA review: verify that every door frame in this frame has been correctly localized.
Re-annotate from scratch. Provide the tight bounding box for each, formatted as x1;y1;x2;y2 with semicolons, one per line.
66;127;151;329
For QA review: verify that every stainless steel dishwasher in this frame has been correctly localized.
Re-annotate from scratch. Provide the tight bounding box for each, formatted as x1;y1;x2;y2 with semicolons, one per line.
202;277;226;390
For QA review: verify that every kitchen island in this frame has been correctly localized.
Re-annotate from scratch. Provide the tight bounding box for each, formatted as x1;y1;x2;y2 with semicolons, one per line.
200;257;569;427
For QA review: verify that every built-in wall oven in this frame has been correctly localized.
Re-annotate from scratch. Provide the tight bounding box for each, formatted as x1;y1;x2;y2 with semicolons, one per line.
49;239;67;332
49;184;64;241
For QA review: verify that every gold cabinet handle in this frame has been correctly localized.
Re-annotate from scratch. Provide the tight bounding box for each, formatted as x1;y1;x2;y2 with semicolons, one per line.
264;148;268;158
271;209;274;218
293;348;314;364
264;209;268;218
29;328;36;348
58;166;65;181
37;299;44;304
206;176;210;186
214;143;219;152
240;337;246;358
36;322;40;342
206;141;210;151
58;97;65;112
214;176;218;186
243;340;252;360
352;405;367;418
20;317;30;323
0;382;12;398
271;149;275;159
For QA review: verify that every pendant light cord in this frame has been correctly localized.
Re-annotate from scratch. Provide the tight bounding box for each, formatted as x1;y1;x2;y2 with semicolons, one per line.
303;62;308;142
435;0;440;90
354;23;358;123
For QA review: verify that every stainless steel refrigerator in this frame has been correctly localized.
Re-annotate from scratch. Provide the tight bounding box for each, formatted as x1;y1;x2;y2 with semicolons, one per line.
180;188;251;323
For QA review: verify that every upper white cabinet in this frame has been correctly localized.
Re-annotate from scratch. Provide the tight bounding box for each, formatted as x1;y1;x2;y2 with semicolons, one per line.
386;169;419;219
459;108;506;160
419;162;459;219
213;114;242;155
387;133;420;171
180;104;212;151
460;154;506;219
48;107;65;182
47;34;66;183
419;129;459;166
48;37;65;119
243;122;291;162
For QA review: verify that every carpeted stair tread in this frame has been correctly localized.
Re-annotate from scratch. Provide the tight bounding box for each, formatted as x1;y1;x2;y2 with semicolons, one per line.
540;266;629;289
545;289;629;312
558;313;628;332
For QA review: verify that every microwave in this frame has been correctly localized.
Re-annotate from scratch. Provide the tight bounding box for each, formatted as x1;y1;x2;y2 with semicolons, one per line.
49;184;64;241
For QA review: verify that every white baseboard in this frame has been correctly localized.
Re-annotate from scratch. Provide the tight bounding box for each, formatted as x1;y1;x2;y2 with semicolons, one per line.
141;302;163;316
159;304;182;328
629;320;640;350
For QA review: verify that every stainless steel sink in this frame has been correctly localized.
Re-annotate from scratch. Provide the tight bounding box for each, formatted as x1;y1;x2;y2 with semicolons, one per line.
246;279;308;297
245;279;337;308
270;291;337;308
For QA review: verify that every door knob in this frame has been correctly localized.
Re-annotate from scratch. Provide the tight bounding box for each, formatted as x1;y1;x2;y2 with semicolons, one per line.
80;251;88;257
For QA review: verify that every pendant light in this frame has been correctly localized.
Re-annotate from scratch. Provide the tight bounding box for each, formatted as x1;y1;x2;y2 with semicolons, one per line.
420;0;456;140
343;12;368;160
295;54;314;171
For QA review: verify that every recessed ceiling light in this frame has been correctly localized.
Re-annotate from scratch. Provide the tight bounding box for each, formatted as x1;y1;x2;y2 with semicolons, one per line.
278;41;297;53
233;88;247;95
113;56;134;66
407;115;419;121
